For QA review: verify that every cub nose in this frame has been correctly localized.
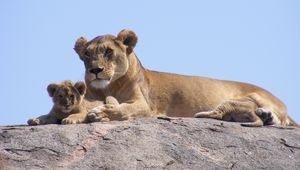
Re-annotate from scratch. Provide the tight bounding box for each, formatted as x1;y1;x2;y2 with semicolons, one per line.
89;67;104;75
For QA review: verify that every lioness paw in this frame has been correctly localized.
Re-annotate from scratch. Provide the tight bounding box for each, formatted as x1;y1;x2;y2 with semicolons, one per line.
61;117;82;124
102;104;120;114
27;118;40;126
256;108;274;125
89;106;105;114
105;96;119;105
87;112;102;122
87;112;110;122
87;105;112;122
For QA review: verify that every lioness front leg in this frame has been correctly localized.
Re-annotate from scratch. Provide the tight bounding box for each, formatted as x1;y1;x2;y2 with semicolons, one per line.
61;113;87;124
102;98;151;121
87;96;120;122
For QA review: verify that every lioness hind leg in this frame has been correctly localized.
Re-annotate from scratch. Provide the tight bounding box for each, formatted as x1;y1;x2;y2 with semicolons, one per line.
194;111;222;119
240;114;264;127
240;120;264;127
194;99;256;120
195;99;264;127
255;108;274;125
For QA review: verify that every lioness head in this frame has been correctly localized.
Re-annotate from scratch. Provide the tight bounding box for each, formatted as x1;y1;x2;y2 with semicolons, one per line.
74;29;138;89
47;81;86;113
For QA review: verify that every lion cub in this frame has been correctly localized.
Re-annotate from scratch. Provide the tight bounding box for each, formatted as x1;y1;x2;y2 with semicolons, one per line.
27;81;118;125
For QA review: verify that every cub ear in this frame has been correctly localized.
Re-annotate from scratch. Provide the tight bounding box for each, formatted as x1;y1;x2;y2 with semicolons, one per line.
74;81;86;96
74;37;88;59
47;83;59;97
116;29;138;55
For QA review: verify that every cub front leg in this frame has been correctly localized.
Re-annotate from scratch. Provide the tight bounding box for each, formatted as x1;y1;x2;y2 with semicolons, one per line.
28;118;42;126
27;114;58;125
61;113;87;124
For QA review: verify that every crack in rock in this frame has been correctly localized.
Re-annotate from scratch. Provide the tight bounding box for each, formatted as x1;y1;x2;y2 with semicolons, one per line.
4;147;60;157
280;138;300;149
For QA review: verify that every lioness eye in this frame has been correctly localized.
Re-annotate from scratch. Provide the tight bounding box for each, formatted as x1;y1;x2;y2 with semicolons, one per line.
104;48;113;58
84;50;91;57
58;95;63;98
70;94;75;98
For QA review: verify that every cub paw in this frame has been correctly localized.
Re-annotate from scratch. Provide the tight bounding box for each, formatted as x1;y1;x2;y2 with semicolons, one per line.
27;118;40;126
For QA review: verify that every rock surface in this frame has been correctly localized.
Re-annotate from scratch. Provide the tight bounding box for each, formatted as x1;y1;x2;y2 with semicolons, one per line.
0;117;299;170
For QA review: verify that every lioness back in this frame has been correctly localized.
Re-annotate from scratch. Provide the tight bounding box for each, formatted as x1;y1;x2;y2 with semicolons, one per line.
144;70;285;118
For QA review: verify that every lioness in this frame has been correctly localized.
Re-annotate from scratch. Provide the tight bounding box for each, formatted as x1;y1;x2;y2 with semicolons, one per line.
74;29;298;127
27;81;118;125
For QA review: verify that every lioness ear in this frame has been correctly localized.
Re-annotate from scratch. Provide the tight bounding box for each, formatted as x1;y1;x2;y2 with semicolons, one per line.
74;37;88;59
74;81;86;96
47;83;59;97
116;29;138;55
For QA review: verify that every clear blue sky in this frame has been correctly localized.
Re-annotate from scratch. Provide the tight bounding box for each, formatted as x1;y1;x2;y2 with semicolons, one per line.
1;0;299;125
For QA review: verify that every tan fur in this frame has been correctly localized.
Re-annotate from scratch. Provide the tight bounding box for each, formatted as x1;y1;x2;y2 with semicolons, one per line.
74;29;298;127
27;81;116;125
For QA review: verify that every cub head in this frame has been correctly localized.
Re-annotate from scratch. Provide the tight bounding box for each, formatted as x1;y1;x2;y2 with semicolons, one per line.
74;29;138;89
47;81;86;113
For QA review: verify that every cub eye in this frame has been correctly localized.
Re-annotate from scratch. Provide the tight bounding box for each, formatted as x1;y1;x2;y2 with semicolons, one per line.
70;94;75;99
84;50;91;57
58;95;63;98
104;48;113;58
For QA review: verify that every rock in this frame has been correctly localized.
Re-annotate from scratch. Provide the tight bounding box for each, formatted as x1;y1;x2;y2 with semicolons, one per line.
0;118;299;170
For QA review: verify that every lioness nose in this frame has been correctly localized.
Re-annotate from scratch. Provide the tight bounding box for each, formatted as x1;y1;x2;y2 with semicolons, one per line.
89;67;104;75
